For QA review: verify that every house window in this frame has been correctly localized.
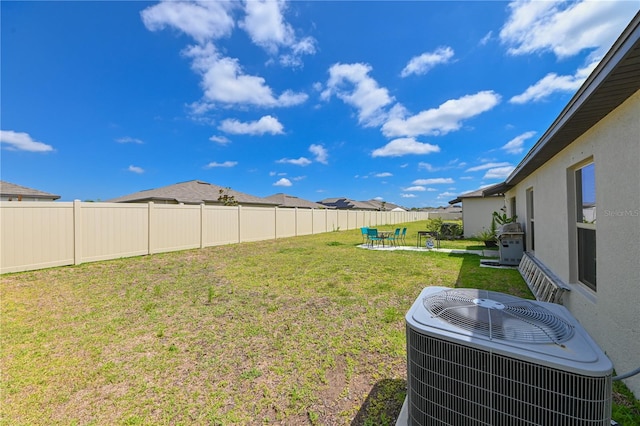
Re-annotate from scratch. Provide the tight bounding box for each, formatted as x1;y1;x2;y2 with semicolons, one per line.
526;188;534;252
575;162;596;291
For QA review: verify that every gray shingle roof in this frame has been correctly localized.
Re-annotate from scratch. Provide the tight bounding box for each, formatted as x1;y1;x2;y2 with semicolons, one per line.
0;180;60;200
317;197;378;210
264;193;330;209
107;180;280;206
365;199;406;211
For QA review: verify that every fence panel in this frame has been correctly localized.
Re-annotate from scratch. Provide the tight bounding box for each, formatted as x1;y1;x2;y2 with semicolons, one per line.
202;205;239;246
296;208;313;236
151;204;202;253
81;203;149;262
336;210;349;231
329;210;340;232
313;209;327;234
240;206;276;242
1;202;75;273
275;208;297;238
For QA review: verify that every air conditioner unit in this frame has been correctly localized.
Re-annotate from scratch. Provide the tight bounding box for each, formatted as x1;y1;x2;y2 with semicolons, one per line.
404;287;612;426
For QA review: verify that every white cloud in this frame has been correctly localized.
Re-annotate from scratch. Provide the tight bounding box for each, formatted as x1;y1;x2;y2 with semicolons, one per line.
500;0;638;59
502;131;536;154
240;0;316;67
140;1;236;44
142;1;309;110
210;135;231;144
219;115;284;135
371;138;440;158
381;91;501;138
401;193;417;198
128;165;144;174
309;144;328;164
401;46;454;77
480;31;493;46
438;191;457;199
375;172;392;178
274;177;292;187
240;0;294;53
276;157;312;166
0;130;54;152
205;161;238;168
322;63;394;127
510;61;597;104
404;186;426;192
412;178;454;185
483;166;515;179
185;43;308;108
418;162;438;172
116;136;144;144
466;162;512;172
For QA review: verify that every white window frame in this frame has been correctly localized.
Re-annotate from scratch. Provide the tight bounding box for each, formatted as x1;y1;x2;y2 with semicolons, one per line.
573;161;597;291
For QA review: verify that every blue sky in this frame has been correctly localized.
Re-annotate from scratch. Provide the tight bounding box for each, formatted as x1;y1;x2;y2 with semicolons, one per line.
1;1;637;206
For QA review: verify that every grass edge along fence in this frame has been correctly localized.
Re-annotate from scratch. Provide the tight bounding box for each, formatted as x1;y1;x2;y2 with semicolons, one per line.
0;201;443;274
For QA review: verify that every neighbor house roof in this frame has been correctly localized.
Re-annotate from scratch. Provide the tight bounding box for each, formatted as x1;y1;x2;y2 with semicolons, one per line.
485;12;640;196
0;180;60;200
264;193;330;209
317;197;381;210
365;199;406;211
107;180;280;206
449;184;504;204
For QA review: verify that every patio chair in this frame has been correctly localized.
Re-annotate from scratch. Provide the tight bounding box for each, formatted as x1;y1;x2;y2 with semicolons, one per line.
400;227;407;244
367;228;382;247
387;228;401;246
360;227;369;244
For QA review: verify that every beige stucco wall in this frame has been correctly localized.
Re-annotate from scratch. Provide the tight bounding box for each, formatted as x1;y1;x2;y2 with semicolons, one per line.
461;197;505;238
505;89;640;396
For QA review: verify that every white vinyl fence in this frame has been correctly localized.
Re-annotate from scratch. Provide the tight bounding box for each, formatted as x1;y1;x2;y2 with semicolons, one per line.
0;201;430;274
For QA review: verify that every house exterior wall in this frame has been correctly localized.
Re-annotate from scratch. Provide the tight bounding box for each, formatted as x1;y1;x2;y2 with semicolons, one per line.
460;197;504;238
505;89;640;396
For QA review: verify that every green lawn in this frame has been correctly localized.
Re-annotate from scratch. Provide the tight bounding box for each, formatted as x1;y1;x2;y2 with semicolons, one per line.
1;221;638;425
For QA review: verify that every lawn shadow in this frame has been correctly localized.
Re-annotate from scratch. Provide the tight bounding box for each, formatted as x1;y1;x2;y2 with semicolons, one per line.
351;378;407;426
448;252;532;298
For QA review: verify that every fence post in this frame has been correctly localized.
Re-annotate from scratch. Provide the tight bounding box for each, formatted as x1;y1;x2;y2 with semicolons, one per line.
295;207;298;237
200;203;205;249
274;206;278;240
237;205;242;243
148;202;154;255
73;200;82;265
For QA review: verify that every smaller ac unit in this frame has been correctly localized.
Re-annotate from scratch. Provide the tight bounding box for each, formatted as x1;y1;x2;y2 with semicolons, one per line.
405;287;612;425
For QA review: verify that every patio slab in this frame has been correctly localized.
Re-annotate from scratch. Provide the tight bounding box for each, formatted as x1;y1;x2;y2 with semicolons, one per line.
357;244;496;257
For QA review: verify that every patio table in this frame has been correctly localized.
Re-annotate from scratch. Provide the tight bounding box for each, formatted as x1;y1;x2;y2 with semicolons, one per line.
377;230;394;247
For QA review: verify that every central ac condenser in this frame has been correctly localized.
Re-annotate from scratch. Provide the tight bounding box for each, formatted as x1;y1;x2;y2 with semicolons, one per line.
404;286;612;425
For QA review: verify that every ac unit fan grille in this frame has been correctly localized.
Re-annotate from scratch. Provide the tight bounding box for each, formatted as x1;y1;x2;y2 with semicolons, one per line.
407;329;612;425
423;289;574;344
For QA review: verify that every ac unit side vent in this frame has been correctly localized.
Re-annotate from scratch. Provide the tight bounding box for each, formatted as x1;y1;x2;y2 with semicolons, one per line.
407;320;612;426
